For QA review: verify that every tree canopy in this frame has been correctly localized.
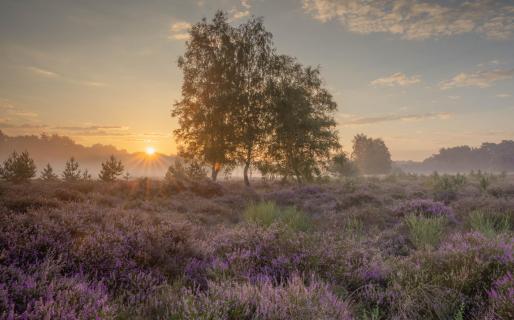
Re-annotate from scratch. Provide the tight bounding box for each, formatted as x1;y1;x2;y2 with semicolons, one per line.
352;134;392;175
172;11;340;184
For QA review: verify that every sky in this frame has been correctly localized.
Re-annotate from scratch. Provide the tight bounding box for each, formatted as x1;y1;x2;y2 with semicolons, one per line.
1;0;513;161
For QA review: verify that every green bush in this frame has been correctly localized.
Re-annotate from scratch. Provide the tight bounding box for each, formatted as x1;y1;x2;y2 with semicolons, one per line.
468;210;510;237
405;214;446;249
244;201;311;232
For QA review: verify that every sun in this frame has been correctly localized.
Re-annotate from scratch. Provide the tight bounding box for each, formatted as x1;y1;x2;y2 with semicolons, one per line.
145;146;155;156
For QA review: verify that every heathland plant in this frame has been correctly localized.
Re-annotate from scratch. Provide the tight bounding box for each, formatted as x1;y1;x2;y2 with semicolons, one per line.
468;210;511;237
405;214;446;249
244;201;311;232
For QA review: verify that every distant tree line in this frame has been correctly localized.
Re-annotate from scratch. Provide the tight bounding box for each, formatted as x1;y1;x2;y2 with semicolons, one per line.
0;151;125;183
398;140;514;173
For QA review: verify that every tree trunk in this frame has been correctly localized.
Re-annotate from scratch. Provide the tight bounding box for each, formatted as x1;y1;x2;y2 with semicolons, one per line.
243;161;251;187
211;166;219;181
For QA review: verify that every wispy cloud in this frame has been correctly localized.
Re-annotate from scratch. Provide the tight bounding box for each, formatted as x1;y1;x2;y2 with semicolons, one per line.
22;66;106;87
303;0;514;40
169;21;191;41
339;112;452;126
496;93;512;98
25;66;60;78
371;72;421;87
439;68;514;90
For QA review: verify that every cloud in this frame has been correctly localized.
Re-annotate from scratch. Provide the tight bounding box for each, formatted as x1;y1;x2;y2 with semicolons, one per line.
439;68;514;90
496;93;512;98
25;66;60;78
303;0;514;40
371;72;421;87
339;112;452;126
230;0;252;20
169;21;191;40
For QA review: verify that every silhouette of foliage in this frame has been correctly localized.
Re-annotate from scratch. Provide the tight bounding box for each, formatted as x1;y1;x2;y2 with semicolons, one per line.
0;151;36;183
98;155;124;182
40;163;58;181
352;134;392;175
62;157;81;182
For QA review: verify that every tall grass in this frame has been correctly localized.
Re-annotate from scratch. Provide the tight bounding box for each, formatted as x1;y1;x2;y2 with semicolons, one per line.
468;210;510;237
244;201;311;232
405;214;446;249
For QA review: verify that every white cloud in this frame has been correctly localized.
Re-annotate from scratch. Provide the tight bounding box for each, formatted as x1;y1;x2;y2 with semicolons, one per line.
439;68;514;90
303;0;514;40
371;72;421;87
497;93;512;98
169;21;191;41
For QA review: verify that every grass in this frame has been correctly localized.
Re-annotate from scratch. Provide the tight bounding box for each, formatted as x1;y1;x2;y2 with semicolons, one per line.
244;201;312;232
468;210;511;237
405;214;446;249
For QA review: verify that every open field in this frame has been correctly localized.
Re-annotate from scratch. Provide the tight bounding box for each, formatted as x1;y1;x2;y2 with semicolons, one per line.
1;174;513;319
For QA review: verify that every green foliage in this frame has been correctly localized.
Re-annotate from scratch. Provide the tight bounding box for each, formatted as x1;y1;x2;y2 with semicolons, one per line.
98;155;124;182
62;157;81;182
172;11;238;181
40;163;58;181
81;169;92;181
259;55;340;183
328;152;359;178
430;172;466;193
244;201;311;232
405;214;446;249
172;11;339;184
164;159;207;182
468;210;511;237
352;134;392;175
0;151;36;183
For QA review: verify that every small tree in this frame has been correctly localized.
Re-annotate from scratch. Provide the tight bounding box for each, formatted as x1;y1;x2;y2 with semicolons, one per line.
81;169;92;181
62;157;81;182
328;152;358;178
98;155;124;182
0;151;36;183
40;163;58;181
352;134;392;175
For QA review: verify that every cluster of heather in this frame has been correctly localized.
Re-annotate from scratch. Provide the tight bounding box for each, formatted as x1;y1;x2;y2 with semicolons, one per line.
0;173;513;319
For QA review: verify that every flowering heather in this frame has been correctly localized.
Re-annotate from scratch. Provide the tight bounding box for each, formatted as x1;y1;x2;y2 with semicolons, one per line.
0;175;513;319
393;198;455;219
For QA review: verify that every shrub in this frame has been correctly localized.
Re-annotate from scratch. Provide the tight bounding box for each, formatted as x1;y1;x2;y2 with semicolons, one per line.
99;155;124;182
405;214;446;249
394;199;454;220
468;210;511;237
172;275;353;320
244;201;311;232
487;272;514;319
62;157;81;182
0;151;36;183
40;163;58;181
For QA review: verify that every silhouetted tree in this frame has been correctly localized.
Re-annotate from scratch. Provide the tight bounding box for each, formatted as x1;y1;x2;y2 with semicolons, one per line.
352;134;392;175
99;155;124;182
62;157;81;181
81;169;92;181
40;163;58;181
231;16;274;186
260;55;340;182
172;11;238;181
0;151;36;183
328;152;358;178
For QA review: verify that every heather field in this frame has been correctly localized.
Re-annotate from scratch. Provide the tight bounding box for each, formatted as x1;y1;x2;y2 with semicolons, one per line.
1;173;513;320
